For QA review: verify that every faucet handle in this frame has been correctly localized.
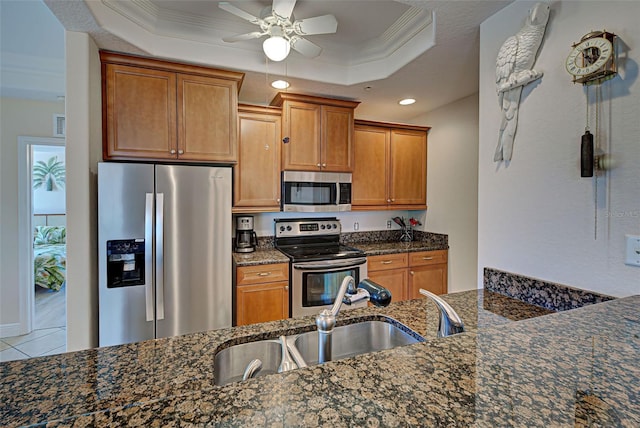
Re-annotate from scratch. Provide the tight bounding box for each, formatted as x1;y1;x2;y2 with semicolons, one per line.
359;279;392;307
419;289;465;337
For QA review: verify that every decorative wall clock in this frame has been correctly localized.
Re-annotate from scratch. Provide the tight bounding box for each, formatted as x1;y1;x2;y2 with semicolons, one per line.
566;31;617;85
566;30;618;240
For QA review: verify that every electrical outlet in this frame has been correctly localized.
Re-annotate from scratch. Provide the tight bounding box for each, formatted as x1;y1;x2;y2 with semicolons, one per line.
625;235;640;267
354;222;359;231
387;220;392;229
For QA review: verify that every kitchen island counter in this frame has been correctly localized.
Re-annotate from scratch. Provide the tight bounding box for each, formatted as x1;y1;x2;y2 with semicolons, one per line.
1;291;638;427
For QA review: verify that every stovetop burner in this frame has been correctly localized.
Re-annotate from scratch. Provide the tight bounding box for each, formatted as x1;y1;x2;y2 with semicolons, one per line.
274;217;365;262
277;243;365;262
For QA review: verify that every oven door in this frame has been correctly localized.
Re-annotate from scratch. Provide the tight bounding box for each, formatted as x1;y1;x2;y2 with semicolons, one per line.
291;257;368;318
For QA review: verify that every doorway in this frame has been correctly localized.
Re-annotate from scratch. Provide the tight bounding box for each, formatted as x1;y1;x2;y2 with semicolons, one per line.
0;137;66;362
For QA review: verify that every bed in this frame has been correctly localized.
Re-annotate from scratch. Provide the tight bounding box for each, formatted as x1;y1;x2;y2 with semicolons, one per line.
33;226;66;291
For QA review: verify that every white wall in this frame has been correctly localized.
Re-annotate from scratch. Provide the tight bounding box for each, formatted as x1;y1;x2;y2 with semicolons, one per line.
411;94;479;292
247;210;415;236
0;98;64;330
479;1;640;297
64;32;102;350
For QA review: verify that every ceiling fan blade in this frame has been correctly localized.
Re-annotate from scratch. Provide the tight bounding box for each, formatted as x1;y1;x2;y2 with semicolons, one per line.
290;36;322;58
272;0;296;20
293;14;338;35
218;2;261;24
222;31;265;43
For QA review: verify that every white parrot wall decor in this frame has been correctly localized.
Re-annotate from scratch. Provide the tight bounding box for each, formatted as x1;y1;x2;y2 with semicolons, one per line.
494;2;551;162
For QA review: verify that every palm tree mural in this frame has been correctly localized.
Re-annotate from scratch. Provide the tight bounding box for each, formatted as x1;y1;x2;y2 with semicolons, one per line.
33;156;66;191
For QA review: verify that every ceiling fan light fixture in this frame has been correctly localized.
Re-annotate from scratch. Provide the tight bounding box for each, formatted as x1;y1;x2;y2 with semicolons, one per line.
263;35;290;61
271;80;290;89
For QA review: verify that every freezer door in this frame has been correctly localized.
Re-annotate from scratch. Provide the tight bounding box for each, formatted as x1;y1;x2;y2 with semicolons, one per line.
98;162;155;346
155;165;232;338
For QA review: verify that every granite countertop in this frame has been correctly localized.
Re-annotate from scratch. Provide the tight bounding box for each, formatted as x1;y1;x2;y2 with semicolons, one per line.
233;248;289;267
2;290;639;427
233;237;449;267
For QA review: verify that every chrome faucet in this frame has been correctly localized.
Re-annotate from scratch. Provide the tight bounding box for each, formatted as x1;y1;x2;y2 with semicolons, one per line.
315;276;391;363
418;288;465;337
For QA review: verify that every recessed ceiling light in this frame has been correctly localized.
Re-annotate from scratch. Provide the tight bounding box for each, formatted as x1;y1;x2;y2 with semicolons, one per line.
399;98;416;105
271;80;290;89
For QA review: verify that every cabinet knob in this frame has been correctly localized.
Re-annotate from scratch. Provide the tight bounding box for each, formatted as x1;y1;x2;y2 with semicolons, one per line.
170;149;176;154
391;198;395;202
276;198;281;203
257;272;271;277
387;199;391;203
178;149;184;155
410;271;414;275
285;286;289;291
322;163;327;167
422;257;434;261
317;163;321;167
381;261;393;265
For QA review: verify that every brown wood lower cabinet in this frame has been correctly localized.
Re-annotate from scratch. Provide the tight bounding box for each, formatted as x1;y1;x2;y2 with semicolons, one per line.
368;250;447;303
367;253;408;304
235;263;289;326
408;250;448;297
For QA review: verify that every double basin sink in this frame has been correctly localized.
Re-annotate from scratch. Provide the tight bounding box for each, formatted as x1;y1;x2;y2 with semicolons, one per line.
214;318;424;386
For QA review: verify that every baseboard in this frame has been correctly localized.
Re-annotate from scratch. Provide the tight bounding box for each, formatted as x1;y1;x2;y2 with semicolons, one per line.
0;322;26;339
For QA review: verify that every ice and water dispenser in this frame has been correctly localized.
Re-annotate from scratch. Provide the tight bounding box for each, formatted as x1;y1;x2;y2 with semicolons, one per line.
106;239;146;288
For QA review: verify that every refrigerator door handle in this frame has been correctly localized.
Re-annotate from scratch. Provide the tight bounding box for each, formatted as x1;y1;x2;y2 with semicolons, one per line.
144;193;154;322
155;192;165;320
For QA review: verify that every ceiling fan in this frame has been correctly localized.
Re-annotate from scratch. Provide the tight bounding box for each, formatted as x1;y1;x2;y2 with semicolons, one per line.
219;0;338;61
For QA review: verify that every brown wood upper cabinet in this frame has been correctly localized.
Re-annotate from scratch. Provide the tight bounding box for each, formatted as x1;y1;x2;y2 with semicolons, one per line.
101;51;244;163
233;105;282;212
352;120;429;210
271;93;360;172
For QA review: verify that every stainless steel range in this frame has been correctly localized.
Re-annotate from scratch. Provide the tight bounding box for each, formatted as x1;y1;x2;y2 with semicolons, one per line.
274;218;368;317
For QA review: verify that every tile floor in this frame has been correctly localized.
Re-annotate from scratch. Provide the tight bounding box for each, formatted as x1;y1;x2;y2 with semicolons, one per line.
0;327;66;362
0;285;66;363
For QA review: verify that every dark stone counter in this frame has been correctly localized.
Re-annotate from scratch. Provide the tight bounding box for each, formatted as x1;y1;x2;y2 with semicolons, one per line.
2;288;638;427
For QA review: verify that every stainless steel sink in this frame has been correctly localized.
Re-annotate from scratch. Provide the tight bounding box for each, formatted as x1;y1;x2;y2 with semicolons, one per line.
214;339;281;386
291;320;423;365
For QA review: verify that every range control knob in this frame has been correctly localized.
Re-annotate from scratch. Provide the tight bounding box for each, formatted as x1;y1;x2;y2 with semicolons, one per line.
279;226;285;232
320;224;326;229
286;226;292;231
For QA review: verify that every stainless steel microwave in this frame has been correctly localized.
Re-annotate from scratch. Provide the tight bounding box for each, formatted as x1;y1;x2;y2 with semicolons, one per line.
281;171;352;212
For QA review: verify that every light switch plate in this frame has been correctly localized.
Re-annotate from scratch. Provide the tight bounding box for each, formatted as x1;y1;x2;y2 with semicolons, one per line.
625;235;640;267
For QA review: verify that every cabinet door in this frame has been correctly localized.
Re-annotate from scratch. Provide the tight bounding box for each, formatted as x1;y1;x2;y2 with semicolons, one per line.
104;64;177;160
282;101;321;170
177;74;238;162
352;126;390;209
408;264;447;298
236;281;289;326
234;109;281;211
321;105;354;172
368;268;408;303
389;129;427;208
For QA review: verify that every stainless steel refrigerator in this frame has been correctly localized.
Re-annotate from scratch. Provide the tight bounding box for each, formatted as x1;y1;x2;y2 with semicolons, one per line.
98;162;232;347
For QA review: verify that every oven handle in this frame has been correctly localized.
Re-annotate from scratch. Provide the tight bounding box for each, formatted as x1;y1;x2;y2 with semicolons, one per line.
293;257;367;270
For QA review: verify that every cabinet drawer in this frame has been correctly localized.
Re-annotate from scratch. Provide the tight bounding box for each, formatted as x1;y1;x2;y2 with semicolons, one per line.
409;250;448;267
237;263;289;286
368;253;408;272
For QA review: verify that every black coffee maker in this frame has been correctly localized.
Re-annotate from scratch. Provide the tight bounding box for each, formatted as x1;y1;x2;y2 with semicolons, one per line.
235;216;258;253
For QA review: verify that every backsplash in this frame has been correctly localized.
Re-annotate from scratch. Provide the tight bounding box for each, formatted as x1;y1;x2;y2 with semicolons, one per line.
483;268;615;312
341;230;448;247
252;230;448;249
